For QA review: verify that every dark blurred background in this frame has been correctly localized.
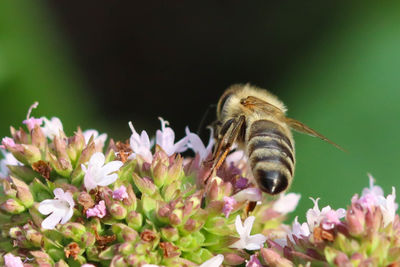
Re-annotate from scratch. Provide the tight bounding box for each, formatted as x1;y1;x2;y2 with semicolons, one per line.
1;1;399;220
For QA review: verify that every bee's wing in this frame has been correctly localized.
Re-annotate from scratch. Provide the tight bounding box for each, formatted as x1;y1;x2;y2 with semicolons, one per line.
241;96;346;151
285;117;346;152
240;96;283;116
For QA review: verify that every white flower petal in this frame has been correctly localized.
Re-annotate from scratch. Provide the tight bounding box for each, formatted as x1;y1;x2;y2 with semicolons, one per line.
101;161;123;175
89;152;105;167
38;200;57;215
245;242;263;250
61;206;74;224
41;210;63;229
247;234;267;247
243;216;256;237
96;173;118;186
233;188;262;202
273;193;301;214
84;171;97;192
235;215;245;235
199;254;224;267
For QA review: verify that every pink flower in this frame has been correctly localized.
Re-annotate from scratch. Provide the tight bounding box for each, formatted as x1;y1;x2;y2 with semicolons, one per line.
156;117;188;156
86;200;107;218
23;117;43;131
246;255;262;267
128;121;153;163
306;198;345;231
289;216;310;243
222;196;237;218
377;187;398;227
81;264;97;267
22;102;42;131
82;152;123;192
233;187;262;202
113;185;129;200
230;215;267;250
185;126;214;161
356;174;384;210
3;253;24;267
38;188;75;229
356;175;398;226
272;192;301;214
1;137;16;149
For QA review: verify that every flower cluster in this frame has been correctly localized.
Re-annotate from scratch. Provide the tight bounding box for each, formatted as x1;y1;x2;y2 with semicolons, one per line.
0;103;398;267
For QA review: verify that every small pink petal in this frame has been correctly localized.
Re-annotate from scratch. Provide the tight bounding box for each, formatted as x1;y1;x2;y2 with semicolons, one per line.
86;200;107;218
4;253;24;267
113;185;129;200
23;117;43;131
1;137;16;148
222;196;236;218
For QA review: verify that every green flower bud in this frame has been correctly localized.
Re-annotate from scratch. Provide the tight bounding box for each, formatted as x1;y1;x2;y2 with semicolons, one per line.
10;176;33;207
169;209;183;226
223;253;246;265
81;232;96;248
31;125;46;150
30;250;55;266
7;165;38;183
183;248;213;264
2;180;17;198
110;255;127;267
66;129;85;165
112;223;138;243
21;144;42;165
99;244;118;260
1;199;25;214
132;173;158;196
71;141;96;185
165;155;184;185
152;160;169;188
118;242;135;256
110;203;128;220
55;259;69;267
161;227;179;242
162;181;181;203
47;150;72;178
260;248;293;267
59;222;86;242
126;211;143;230
25;228;43;247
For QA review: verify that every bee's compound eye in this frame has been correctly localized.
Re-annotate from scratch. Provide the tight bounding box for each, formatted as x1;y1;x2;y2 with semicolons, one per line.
256;170;288;195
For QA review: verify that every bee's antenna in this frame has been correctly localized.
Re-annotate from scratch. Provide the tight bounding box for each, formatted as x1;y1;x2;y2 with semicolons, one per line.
196;104;217;135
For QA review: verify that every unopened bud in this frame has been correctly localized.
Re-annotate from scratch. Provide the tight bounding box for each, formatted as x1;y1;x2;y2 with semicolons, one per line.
31;125;46;150
11;176;33;207
126;211;143;230
59;223;86;242
118;242;134;256
110;203;128;220
1;199;25;214
161;227;179;242
111;255;127;267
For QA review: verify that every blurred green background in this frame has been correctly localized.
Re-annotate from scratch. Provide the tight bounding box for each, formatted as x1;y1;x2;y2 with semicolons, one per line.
0;1;399;221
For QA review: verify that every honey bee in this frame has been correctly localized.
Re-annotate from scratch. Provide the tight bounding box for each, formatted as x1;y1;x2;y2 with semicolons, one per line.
209;84;344;195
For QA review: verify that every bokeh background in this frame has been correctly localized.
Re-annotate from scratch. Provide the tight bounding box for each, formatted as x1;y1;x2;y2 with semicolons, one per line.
1;1;399;220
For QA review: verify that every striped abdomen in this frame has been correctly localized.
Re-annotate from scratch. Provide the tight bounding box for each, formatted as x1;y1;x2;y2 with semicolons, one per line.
247;119;295;194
